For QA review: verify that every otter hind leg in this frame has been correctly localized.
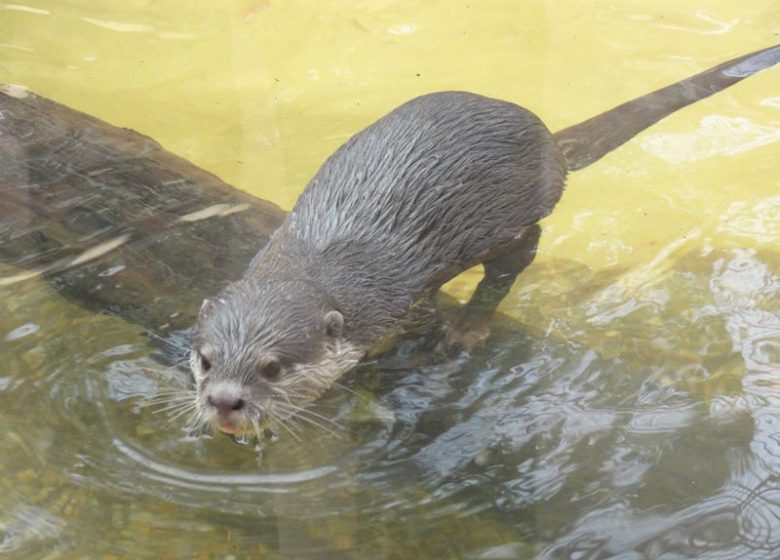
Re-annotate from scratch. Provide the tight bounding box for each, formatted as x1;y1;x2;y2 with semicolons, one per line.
445;224;542;352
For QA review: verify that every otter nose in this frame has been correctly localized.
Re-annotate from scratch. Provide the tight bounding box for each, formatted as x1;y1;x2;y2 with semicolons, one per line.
206;391;246;414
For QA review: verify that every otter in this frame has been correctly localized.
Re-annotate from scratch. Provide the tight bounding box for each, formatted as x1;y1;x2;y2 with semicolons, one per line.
190;44;779;437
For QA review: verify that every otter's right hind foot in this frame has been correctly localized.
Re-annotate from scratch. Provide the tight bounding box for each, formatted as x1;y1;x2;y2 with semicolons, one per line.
444;315;492;354
446;224;542;354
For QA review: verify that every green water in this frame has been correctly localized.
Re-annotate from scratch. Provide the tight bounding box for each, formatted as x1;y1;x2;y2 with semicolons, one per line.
2;246;780;558
2;0;780;558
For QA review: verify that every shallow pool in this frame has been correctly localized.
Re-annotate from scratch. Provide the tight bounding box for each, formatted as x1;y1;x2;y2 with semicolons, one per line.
1;1;779;558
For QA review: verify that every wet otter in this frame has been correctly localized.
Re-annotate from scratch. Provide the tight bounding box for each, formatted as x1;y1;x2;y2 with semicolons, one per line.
191;45;780;437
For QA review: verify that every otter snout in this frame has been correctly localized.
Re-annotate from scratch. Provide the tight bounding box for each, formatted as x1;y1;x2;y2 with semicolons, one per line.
201;382;256;434
207;391;245;414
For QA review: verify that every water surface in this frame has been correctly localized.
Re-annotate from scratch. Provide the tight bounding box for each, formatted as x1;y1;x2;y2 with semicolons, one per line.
1;1;779;558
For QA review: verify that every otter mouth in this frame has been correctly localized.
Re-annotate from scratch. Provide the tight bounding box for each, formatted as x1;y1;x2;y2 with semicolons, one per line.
214;419;247;435
212;416;279;442
210;409;267;437
197;399;262;437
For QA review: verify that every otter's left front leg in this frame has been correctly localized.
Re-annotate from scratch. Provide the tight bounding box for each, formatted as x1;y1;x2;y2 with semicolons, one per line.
446;224;542;352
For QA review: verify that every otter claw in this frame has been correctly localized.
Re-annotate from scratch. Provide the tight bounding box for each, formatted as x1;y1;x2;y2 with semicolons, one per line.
444;321;491;354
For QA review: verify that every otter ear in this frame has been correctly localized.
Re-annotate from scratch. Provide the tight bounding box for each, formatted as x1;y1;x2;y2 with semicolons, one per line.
323;310;344;338
199;298;212;318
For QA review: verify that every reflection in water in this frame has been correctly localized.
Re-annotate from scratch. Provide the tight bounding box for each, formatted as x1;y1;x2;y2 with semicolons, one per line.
3;246;779;558
540;249;780;559
640;115;780;165
2;1;780;558
0;502;63;555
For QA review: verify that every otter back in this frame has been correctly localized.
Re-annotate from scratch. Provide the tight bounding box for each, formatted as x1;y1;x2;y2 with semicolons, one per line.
283;92;567;295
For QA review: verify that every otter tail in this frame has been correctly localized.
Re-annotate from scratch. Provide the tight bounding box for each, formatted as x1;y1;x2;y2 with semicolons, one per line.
554;44;780;171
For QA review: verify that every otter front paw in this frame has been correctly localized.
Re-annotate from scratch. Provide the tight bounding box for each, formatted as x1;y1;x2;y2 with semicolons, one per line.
444;319;492;354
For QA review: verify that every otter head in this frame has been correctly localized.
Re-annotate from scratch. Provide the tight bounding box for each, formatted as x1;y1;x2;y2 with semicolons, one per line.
190;278;362;437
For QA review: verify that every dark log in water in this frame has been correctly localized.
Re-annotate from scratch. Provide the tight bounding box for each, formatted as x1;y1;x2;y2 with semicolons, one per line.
0;86;286;333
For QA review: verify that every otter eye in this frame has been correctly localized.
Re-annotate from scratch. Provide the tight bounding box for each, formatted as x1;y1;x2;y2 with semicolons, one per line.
260;360;281;381
200;353;212;372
